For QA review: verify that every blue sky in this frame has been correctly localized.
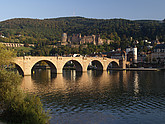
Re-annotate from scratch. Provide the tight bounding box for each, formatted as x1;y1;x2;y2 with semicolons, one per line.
0;0;164;21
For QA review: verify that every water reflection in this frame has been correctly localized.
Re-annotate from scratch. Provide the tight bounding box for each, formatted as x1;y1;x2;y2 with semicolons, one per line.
21;70;165;124
134;72;139;95
63;70;82;81
21;76;34;91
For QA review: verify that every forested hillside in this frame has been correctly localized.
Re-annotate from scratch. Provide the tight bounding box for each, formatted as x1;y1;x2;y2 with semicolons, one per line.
0;17;165;44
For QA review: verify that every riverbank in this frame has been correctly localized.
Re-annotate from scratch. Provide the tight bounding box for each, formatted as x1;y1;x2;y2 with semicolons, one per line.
126;68;160;71
160;68;165;71
108;67;165;71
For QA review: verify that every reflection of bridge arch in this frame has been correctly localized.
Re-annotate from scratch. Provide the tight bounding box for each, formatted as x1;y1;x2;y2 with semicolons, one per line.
13;56;126;76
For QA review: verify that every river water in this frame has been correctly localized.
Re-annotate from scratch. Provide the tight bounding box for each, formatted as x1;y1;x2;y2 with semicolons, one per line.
21;70;165;124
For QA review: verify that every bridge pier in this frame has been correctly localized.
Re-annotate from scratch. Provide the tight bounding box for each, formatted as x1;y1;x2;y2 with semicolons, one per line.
24;69;31;76
56;67;63;74
119;59;126;69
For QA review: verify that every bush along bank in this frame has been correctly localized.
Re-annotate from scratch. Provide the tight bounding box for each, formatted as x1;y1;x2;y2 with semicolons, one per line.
0;43;50;124
0;70;50;124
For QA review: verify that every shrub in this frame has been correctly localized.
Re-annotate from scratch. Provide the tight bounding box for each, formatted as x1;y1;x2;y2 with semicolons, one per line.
0;70;50;124
2;94;50;124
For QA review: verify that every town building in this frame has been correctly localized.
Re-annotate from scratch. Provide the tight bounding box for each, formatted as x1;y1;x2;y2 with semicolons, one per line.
107;49;126;60
151;44;165;63
137;52;148;63
0;42;34;47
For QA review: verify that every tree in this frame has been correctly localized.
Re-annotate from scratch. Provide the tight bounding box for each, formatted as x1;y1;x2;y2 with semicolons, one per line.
0;43;50;123
0;43;16;68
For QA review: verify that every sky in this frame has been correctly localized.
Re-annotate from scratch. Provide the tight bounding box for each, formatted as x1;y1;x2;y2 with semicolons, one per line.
0;0;164;21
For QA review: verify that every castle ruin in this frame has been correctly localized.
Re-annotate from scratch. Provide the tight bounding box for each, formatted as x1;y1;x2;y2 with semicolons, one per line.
62;33;112;46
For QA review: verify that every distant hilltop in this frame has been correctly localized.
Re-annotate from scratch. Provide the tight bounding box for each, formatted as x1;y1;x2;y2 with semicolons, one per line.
0;16;165;44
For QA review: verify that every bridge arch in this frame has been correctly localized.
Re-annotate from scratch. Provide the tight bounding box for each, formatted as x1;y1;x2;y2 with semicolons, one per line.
90;60;103;71
62;60;83;72
13;63;24;76
31;60;57;74
107;61;119;69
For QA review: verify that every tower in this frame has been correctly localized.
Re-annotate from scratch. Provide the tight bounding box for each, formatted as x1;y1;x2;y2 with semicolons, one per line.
79;33;81;39
126;46;137;63
96;34;101;45
92;35;96;45
62;33;67;43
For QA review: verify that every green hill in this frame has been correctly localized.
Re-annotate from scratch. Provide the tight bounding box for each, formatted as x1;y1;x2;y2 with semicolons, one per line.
0;17;165;44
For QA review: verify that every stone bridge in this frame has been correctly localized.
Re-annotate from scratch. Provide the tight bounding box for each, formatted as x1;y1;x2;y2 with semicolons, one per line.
13;56;127;76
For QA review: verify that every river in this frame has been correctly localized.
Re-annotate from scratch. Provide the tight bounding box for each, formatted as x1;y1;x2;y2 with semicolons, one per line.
21;70;165;124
